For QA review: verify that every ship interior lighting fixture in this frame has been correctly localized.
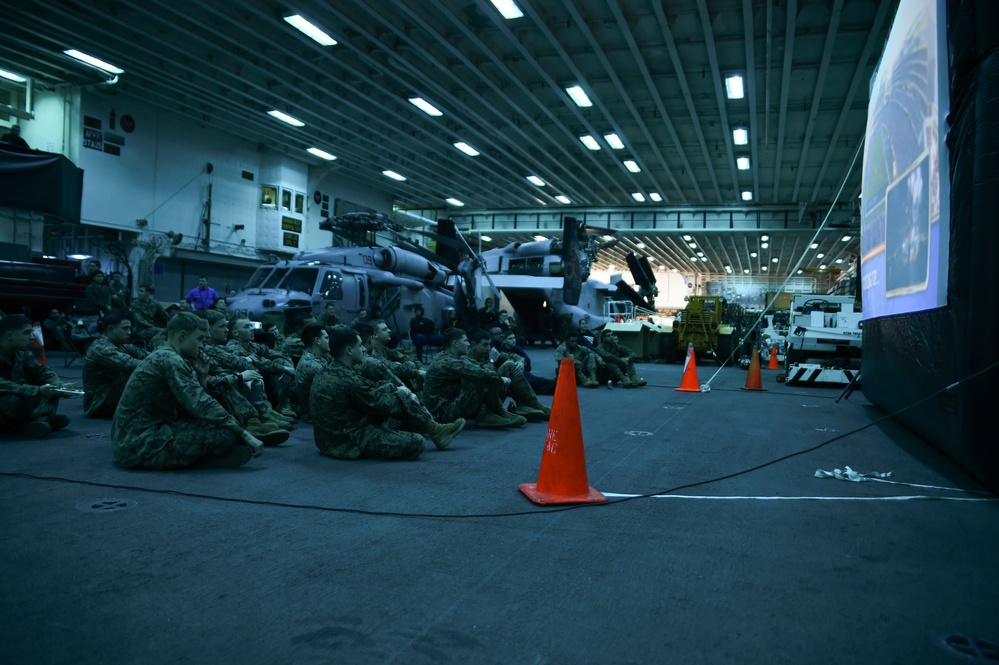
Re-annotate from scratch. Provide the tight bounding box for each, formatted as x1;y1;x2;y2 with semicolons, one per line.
445;198;464;207
725;75;744;99
408;97;443;116
604;133;625;149
649;193;662;202
741;190;753;201
579;135;600;150
382;170;407;181
631;192;645;202
63;49;124;74
453;142;480;156
555;195;571;204
267;110;305;127
489;0;524;20
733;128;748;145
526;175;546;186
565;85;593;107
283;15;337;45
737;156;750;170
624;160;641;173
0;67;27;82
306;147;336;160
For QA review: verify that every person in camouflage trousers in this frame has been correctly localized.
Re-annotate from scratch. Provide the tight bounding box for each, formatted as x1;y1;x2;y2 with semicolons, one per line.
196;310;292;434
226;316;297;417
367;318;424;391
423;328;526;429
317;302;341;330
469;328;549;422
83;312;147;418
279;314;316;365
310;329;464;460
595;329;647;388
554;334;602;388
294;323;330;421
0;315;72;439
130;284;169;345
112;312;267;469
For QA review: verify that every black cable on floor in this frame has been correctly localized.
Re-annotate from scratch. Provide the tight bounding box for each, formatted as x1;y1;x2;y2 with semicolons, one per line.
2;359;995;519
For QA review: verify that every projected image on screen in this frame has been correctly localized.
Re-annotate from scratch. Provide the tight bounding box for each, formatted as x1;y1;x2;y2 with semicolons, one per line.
860;0;949;319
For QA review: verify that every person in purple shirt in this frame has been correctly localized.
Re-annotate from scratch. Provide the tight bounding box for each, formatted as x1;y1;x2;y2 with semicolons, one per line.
185;276;219;311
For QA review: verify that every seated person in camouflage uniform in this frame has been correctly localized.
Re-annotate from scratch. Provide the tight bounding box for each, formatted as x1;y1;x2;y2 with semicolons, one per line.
42;309;73;351
554;334;602;388
227;317;297;418
595;329;647;388
85;271;113;316
0;314;73;439
317;303;341;330
111;312;268;469
195;309;290;439
423;328;526;429
310;328;465;460
472;329;549;422
369;318;424;391
130;284;168;345
280;314;316;365
294;323;330;422
490;327;556;396
82;312;148;418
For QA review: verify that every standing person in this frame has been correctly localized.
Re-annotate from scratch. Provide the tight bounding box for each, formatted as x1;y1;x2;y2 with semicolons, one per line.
0;124;29;148
111;312;266;469
85;271;113;316
185;276;219;311
0;314;72;438
294;323;330;422
310;328;465;460
82;312;147;418
423;328;526;429
130;284;169;344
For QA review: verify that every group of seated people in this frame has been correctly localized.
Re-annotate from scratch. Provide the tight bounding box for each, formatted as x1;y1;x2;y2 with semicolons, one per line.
1;297;644;470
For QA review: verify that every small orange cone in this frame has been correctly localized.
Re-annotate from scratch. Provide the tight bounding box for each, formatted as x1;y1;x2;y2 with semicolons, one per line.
30;323;47;366
741;346;766;391
767;346;780;370
519;358;606;505
675;343;701;392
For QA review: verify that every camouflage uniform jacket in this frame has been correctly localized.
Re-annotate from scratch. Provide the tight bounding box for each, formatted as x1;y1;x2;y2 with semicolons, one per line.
130;298;168;332
82;336;147;416
225;339;292;374
423;352;504;419
0;349;61;397
310;358;409;459
318;311;342;328
370;345;422;382
202;342;255;373
112;347;242;468
295;350;330;405
86;282;112;311
554;342;599;365
280;333;304;361
596;340;634;368
357;352;403;386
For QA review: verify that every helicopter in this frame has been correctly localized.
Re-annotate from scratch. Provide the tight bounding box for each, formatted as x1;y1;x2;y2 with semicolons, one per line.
448;216;661;341
225;212;455;334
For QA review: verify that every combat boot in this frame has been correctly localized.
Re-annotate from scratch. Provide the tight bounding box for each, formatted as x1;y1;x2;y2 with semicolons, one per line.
476;409;527;429
18;419;51;439
50;414;71;431
514;405;546;422
582;374;600;388
628;368;647;387
430;418;466;450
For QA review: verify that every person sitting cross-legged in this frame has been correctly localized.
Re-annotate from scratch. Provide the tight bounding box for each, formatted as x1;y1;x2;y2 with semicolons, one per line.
83;312;147;419
310;328;465;460
0;314;73;438
112;312;267;469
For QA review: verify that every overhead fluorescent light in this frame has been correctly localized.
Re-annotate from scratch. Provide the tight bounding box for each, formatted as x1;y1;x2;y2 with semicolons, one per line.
772;257;779;263
267;110;305;127
565;85;593;107
835;258;844;263
68;254;92;260
0;68;27;83
533;235;548;242
672;268;679;273
382;170;407;181
697;252;705;257
819;264;827;269
811;243;819;249
445;198;465;207
761;242;769;249
688;242;696;248
762;266;768;271
841;235;853;241
761;235;769;241
649;192;662;202
741;190;753;201
408;97;443;117
480;235;492;242
623;160;641;173
603;133;625;149
489;0;524;19
750;252;758;258
555;195;571;204
797;269;803;274
682;235;692;241
690;256;698;262
63;49;124;74
453;141;480;156
283;15;337;46
607;265;616;273
817;253;825;258
744;269;750;274
725;75;745;99
700;257;708;262
737;156;750;170
526;175;546;186
579;135;600;150
733;128;748;145
636;242;646;248
631;192;646;202
307;147;336;161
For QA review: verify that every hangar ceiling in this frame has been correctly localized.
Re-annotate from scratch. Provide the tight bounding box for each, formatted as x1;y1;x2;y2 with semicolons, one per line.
1;0;898;278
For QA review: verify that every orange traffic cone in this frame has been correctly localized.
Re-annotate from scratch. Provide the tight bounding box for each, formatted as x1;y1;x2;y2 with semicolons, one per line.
767;346;780;370
615;314;622;323
31;323;47;366
675;343;701;392
519;358;607;505
741;346;766;391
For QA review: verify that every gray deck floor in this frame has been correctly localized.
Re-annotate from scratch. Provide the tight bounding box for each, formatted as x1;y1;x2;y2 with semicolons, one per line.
2;348;997;664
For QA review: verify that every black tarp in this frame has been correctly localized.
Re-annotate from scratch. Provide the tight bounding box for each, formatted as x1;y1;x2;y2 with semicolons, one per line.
0;145;83;223
863;0;999;492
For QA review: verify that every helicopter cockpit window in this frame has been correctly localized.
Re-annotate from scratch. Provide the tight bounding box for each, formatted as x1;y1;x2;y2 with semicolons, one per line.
244;267;272;289
261;269;286;289
278;268;319;294
318;271;344;300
